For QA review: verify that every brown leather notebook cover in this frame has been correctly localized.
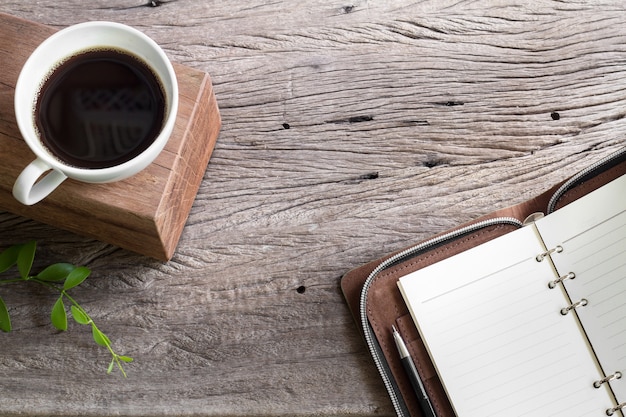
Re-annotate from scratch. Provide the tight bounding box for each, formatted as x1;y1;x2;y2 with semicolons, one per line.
341;149;626;417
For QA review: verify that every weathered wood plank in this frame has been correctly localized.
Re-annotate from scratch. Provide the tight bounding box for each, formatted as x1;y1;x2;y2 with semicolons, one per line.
0;1;625;416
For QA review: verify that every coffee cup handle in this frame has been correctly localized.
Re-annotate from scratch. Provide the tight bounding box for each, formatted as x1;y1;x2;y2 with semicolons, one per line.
13;158;68;205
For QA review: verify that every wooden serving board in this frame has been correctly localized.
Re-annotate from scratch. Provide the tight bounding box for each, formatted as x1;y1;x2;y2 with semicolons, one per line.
0;13;221;260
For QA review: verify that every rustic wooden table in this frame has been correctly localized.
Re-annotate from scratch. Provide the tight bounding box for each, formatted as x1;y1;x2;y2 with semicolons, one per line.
0;1;624;416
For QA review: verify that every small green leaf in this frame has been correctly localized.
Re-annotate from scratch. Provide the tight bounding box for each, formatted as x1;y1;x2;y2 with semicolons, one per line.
37;263;76;282
118;355;133;363
0;244;21;274
0;296;11;332
70;305;90;325
17;241;36;279
63;266;90;290
92;326;111;347
107;359;115;374
51;296;67;331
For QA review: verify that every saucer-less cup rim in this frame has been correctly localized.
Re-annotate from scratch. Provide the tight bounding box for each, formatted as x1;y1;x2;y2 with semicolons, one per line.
13;21;178;205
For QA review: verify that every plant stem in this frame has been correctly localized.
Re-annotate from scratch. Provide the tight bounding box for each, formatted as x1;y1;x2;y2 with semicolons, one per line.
0;278;28;285
0;274;130;376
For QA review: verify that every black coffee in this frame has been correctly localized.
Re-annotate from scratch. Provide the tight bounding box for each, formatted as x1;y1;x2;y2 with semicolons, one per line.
35;48;166;169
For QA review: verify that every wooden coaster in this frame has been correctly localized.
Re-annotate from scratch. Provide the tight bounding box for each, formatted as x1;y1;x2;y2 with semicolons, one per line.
0;13;221;260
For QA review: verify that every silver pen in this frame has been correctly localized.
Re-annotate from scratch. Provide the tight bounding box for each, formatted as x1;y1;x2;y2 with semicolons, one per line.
392;325;437;417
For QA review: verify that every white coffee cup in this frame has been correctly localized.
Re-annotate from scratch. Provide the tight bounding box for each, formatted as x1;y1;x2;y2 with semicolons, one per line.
13;21;178;205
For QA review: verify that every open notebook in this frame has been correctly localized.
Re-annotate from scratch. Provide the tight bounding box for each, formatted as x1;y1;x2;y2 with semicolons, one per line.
398;173;626;417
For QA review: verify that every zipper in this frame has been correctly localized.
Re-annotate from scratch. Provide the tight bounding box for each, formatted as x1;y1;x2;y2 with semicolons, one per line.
359;147;626;416
547;147;626;214
359;217;523;417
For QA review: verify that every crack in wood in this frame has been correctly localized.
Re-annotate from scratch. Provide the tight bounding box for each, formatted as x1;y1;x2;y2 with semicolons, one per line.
431;101;465;107
325;115;374;124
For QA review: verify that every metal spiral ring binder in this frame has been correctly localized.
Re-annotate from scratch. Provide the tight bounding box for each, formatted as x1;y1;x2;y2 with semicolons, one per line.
560;298;588;315
536;245;563;262
548;272;576;289
594;371;622;389
606;402;626;416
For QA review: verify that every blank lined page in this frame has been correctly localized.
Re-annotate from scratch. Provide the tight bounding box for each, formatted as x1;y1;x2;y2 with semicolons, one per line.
398;225;613;417
536;174;626;402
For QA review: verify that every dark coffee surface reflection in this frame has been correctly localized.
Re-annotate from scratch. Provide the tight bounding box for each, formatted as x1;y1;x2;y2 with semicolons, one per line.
36;49;165;169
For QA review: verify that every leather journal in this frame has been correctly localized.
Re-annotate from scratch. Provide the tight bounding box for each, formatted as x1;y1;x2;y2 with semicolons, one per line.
341;147;626;417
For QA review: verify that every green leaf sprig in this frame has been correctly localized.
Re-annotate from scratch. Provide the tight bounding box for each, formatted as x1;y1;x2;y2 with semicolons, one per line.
0;241;132;376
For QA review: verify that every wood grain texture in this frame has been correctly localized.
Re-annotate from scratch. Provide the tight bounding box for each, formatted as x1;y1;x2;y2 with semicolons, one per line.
0;13;221;261
0;1;625;416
